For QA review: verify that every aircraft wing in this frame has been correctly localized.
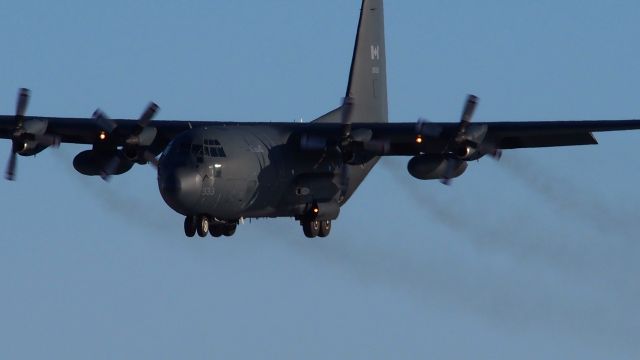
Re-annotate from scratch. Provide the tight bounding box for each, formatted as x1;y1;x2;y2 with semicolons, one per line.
3;116;640;156
0;115;200;152
0;107;204;180
362;119;640;157
3;107;640;182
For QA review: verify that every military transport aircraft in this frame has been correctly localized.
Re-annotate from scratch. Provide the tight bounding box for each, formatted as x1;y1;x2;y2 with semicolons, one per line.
2;0;640;238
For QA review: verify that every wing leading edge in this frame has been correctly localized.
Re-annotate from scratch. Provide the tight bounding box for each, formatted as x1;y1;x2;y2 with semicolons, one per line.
2;116;640;154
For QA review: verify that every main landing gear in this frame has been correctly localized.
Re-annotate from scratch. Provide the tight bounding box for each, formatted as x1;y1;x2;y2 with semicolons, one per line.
300;219;331;238
184;216;237;238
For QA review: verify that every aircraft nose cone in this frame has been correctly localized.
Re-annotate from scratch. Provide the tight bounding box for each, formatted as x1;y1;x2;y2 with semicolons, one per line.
158;167;202;214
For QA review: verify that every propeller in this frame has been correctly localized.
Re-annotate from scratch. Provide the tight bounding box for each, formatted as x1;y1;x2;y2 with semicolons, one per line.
330;96;390;200
299;96;388;201
92;102;160;180
441;95;479;185
5;88;60;181
4;88;29;180
439;95;502;185
338;97;354;200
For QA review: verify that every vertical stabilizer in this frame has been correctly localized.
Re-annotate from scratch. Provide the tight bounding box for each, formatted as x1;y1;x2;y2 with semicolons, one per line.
313;0;388;124
346;0;388;124
310;0;388;204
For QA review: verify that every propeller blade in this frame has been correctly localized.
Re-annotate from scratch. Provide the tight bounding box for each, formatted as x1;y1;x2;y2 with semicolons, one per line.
16;88;30;120
127;126;157;147
416;118;443;137
440;159;456;185
339;163;350;200
5;150;17;181
100;155;121;181
341;96;354;139
456;94;478;136
127;103;160;147
93;109;117;134
136;102;159;130
440;158;467;185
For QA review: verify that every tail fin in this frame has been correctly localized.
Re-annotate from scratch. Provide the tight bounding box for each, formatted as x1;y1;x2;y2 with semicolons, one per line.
314;0;388;124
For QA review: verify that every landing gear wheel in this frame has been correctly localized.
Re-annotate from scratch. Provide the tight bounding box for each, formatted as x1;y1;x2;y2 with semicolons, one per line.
210;224;223;238
223;224;237;237
196;215;209;237
318;220;331;238
184;216;196;238
302;220;320;238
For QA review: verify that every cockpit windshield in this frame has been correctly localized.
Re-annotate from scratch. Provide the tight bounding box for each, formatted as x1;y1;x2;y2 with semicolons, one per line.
197;139;226;158
164;138;227;159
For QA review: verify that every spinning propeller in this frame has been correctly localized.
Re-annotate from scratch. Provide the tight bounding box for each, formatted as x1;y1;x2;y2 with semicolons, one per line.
338;96;354;200
92;102;160;180
438;95;501;185
299;96;390;201
5;88;60;181
439;94;479;185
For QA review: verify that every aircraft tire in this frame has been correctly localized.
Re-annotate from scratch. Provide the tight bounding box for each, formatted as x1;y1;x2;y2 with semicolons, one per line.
184;216;196;237
210;224;223;238
302;220;320;238
223;224;237;237
318;220;331;238
196;215;209;237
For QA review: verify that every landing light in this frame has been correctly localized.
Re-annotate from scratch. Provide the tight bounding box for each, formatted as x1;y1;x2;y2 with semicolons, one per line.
98;131;108;141
214;164;222;168
416;135;423;144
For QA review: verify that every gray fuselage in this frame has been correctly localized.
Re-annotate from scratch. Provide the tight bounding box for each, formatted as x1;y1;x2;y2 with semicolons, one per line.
157;125;374;222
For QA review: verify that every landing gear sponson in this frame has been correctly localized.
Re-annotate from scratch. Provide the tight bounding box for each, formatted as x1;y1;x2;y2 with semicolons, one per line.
184;216;238;238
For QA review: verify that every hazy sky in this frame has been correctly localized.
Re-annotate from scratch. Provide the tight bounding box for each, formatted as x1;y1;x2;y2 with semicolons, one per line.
1;1;639;359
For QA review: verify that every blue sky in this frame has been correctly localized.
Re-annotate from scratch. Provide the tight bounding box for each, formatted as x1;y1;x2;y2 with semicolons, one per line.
1;0;639;359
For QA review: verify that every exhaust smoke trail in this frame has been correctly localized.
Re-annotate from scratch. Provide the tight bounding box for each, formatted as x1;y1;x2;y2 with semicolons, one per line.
51;146;177;234
377;157;639;280
499;152;638;240
266;221;638;355
258;157;640;355
378;157;529;244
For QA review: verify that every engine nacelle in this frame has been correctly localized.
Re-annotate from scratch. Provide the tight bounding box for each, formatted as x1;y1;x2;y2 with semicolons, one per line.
16;140;50;157
15;119;60;156
407;155;467;180
73;150;133;176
